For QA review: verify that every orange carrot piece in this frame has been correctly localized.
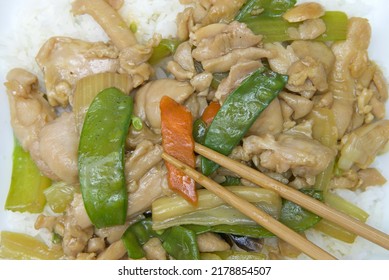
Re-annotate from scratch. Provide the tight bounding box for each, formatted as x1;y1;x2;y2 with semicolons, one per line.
160;96;197;205
201;101;221;126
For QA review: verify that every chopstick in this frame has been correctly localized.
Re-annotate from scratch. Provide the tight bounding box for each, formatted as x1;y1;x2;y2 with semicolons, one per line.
162;152;337;260
194;143;389;251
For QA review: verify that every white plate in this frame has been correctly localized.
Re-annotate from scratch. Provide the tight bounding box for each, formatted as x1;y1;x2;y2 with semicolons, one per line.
0;0;388;259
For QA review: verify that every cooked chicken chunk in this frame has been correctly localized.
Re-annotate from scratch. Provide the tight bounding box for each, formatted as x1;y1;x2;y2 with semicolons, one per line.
36;37;119;106
243;133;336;179
39;112;79;184
134;79;194;131
4;68;57;179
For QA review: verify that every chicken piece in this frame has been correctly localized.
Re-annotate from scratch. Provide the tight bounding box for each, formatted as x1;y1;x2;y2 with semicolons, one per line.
126;125;162;149
202;47;273;73
97;240;127;260
95;224;129;244
338;120;389;170
4;68;57;179
143;238;167;260
87;237;106;254
215;60;261;102
39;112;79;184
329;18;371;138
36;37;119;107
61;194;93;257
248;98;283;136
119;34;160;87
176;7;195;41
134;79;194;131
358;168;387;190
127;162;170;217
265;43;299;75
192;21;262;62
72;0;137;50
197;232;230;252
185;0;245;25
190;23;227;46
279;92;313;119
190;72;213;94
243;133;336;178
167;41;196;81
105;0;123;10
283;2;325;23
125;140;163;187
287;18;326;40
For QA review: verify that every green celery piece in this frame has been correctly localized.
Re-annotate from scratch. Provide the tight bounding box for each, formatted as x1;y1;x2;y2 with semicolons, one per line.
242;11;348;42
235;0;297;21
148;38;181;65
5;138;51;213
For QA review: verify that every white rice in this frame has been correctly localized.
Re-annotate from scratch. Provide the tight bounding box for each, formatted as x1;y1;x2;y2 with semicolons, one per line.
0;0;388;259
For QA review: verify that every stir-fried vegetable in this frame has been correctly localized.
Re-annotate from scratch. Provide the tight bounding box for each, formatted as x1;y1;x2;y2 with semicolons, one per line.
193;101;221;144
235;0;297;21
78;87;133;228
241;11;348;42
5;139;51;213
160;96;197;205
0;231;63;260
73;72;133;132
122;218;199;260
315;192;369;243
43;182;79;213
201;250;265;260
201;67;288;176
149;38;181;65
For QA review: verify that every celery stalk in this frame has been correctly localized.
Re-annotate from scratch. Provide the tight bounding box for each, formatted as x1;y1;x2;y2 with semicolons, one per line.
5;139;51;213
315;192;369;243
148;38;181;65
44;182;79;213
0;231;63;260
242;11;348;42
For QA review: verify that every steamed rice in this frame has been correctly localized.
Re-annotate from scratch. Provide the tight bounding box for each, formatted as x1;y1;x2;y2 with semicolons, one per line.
0;0;388;259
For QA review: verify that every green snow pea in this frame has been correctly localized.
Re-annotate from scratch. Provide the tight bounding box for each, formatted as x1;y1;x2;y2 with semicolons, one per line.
122;218;200;260
78;87;133;228
201;67;288;176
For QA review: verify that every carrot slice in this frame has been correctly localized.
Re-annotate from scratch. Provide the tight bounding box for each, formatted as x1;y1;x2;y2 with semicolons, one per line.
201;101;221;126
160;96;197;205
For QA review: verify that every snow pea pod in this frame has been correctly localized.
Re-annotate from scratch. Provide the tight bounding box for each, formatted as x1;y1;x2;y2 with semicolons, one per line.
201;67;288;176
78;87;133;228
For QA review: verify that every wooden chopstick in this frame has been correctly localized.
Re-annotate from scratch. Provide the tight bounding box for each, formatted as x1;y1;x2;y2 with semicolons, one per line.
162;152;337;260
195;143;389;251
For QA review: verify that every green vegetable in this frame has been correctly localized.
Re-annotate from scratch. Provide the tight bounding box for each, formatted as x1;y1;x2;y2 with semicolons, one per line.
192;118;207;144
148;38;181;65
280;189;323;231
5;138;51;213
235;0;297;21
315;192;369;243
43;182;79;213
242;11;348;42
121;218;200;260
78;87;133;228
201;67;287;176
201;250;265;260
131;116;143;131
152;186;282;230
0;231;63;260
160;226;199;260
210;72;229;89
184;224;274;238
220;176;241;186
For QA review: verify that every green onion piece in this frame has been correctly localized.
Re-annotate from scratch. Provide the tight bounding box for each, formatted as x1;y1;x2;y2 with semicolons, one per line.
148;38;181;65
131;116;143;131
5;138;51;213
242;11;348;42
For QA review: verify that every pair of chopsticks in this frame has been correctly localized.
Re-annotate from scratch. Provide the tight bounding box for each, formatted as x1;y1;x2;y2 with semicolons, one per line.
162;143;389;260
